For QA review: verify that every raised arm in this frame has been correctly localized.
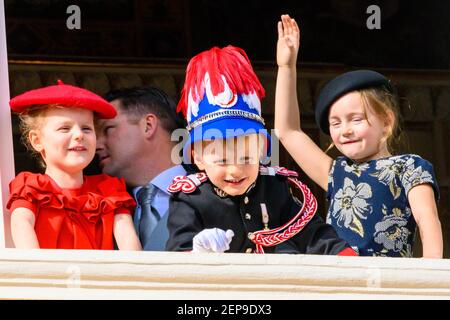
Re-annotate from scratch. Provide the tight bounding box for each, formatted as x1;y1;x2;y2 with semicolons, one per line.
274;14;333;190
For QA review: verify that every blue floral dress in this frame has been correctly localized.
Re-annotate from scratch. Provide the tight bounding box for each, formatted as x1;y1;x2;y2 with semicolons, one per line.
326;154;439;257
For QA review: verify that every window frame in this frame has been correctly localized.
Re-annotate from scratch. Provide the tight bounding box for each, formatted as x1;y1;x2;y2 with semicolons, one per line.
0;1;15;249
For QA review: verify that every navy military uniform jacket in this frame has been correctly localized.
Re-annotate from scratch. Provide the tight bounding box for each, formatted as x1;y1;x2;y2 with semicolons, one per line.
166;167;355;255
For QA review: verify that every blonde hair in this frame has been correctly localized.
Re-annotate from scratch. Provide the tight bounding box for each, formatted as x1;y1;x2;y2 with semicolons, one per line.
325;87;403;154
360;88;402;153
18;105;53;168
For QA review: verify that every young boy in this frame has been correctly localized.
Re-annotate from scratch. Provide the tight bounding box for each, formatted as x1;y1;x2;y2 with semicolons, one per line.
166;45;356;255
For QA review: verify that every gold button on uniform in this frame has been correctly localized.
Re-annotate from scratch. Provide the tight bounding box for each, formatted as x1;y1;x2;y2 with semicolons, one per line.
247;232;254;240
245;213;251;220
244;197;249;204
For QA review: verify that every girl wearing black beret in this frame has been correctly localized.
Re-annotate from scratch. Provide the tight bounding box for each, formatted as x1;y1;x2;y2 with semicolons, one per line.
274;15;442;258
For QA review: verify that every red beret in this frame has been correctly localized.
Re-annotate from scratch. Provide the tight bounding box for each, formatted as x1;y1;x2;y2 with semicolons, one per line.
9;80;117;119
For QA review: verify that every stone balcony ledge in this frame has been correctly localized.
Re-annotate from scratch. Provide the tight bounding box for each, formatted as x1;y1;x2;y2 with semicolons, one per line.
1;249;450;300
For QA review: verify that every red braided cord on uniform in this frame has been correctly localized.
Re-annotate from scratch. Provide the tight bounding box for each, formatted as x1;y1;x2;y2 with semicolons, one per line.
251;177;317;254
167;173;208;194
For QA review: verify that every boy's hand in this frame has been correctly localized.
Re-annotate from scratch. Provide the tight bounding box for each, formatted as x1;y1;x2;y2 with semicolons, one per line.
192;228;235;253
277;14;300;68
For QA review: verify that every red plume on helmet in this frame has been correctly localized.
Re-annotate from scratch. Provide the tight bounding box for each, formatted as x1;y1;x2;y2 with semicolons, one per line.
177;45;265;117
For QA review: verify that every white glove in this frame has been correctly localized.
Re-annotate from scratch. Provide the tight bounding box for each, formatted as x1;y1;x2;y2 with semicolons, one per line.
192;228;234;253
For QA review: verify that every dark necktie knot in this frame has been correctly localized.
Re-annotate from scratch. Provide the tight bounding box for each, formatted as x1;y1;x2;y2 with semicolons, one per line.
137;184;157;206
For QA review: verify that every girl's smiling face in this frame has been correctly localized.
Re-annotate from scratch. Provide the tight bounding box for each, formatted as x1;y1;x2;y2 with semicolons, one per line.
328;91;392;163
30;107;96;174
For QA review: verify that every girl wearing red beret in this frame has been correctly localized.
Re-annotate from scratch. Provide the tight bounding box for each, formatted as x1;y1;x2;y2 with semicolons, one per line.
7;81;142;250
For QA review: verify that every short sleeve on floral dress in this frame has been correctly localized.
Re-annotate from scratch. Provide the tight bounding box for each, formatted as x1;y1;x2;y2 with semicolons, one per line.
326;154;439;257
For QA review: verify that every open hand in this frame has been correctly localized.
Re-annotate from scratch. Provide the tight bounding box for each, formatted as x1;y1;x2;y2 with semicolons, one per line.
277;14;300;67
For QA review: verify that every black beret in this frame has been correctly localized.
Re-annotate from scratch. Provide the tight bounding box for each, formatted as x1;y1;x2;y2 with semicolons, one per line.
315;70;393;135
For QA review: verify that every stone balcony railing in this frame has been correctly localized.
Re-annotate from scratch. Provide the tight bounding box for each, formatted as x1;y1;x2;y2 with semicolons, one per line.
1;249;450;300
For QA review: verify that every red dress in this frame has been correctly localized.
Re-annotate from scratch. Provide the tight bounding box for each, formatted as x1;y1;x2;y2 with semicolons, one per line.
7;172;136;250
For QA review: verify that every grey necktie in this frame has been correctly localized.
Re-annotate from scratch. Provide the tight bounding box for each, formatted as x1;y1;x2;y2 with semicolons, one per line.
136;184;161;247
